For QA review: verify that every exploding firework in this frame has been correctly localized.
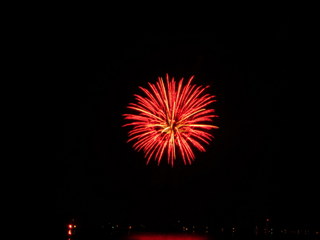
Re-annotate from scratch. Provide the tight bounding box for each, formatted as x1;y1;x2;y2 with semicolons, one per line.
123;74;218;166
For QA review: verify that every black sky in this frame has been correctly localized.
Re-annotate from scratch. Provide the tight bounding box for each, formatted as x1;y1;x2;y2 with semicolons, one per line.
49;24;318;228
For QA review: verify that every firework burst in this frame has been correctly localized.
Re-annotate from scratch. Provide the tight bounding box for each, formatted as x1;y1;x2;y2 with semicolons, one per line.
123;74;218;166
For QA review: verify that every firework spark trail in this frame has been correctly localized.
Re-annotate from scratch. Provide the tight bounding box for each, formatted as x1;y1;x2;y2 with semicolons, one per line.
123;74;218;166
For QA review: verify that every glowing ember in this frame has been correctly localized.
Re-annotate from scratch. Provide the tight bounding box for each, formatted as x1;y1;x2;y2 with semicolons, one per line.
123;74;218;166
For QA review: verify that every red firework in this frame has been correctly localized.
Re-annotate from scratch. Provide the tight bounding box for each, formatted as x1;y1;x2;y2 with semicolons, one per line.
123;74;218;166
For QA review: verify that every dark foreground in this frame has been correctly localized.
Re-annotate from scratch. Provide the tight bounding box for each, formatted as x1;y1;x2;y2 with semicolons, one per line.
65;232;320;240
62;218;320;240
120;232;319;240
65;230;320;240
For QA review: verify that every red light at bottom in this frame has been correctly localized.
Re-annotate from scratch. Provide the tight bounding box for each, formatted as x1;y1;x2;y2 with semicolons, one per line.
127;233;209;240
68;229;72;236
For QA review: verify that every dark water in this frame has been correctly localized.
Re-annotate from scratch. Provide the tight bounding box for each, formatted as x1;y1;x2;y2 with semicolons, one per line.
66;227;320;240
120;233;212;240
102;233;320;240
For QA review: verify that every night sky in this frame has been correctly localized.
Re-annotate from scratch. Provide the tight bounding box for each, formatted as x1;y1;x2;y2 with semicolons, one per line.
50;25;318;229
